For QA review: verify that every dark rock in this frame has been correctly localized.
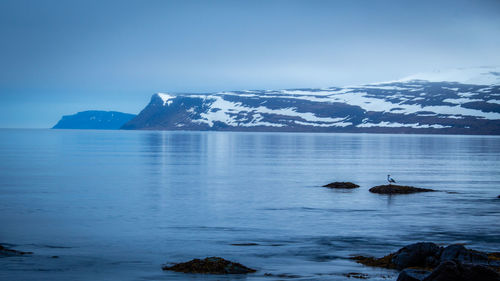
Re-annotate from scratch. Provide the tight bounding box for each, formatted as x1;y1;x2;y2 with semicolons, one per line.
397;269;431;281
392;242;442;270
353;242;500;275
369;185;435;194
423;260;500;281
162;257;256;274
440;244;489;265
0;245;33;257
323;182;360;189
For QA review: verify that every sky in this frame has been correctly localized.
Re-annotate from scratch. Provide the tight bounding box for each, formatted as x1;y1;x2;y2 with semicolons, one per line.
1;0;499;128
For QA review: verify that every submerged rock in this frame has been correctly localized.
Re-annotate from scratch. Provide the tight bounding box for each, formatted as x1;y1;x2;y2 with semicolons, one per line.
0;245;33;257
162;257;256;274
369;184;435;194
323;182;360;189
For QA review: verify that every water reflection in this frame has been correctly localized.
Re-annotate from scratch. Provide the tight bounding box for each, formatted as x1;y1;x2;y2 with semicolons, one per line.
2;130;500;281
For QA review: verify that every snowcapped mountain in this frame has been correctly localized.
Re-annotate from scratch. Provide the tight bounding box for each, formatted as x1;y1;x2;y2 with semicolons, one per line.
122;67;500;134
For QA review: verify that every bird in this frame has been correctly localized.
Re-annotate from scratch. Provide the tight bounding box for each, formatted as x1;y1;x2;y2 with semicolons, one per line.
387;174;396;184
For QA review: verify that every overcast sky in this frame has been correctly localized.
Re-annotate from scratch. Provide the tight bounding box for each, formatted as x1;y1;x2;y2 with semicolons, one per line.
1;0;500;128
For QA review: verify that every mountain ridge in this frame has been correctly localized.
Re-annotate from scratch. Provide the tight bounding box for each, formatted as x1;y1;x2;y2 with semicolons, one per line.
121;67;500;134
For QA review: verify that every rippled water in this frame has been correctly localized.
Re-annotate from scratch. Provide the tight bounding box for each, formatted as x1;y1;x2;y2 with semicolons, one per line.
1;129;499;280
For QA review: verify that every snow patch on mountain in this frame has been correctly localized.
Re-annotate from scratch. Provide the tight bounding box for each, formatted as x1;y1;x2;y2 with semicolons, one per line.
357;121;451;129
443;98;483;104
157;93;175;106
266;88;500;120
192;95;351;127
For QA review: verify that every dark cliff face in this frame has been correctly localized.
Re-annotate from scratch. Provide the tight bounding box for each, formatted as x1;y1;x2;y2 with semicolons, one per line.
121;94;210;130
53;110;136;130
121;81;500;134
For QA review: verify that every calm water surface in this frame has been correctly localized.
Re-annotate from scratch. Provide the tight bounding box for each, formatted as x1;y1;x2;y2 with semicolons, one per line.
1;129;499;280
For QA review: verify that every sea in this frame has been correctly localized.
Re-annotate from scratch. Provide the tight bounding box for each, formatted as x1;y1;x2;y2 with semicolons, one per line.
0;129;499;280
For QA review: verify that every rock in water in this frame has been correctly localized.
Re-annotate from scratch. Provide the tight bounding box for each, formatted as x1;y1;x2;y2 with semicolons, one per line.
440;244;489;265
369;185;435;194
392;242;442;270
162;257;256;274
322;182;359;189
423;260;500;281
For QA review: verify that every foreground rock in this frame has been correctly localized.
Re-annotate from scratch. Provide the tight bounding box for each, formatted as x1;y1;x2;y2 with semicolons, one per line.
423;260;500;281
323;182;359;189
369;185;435;194
352;242;500;281
0;245;33;257
351;242;441;270
392;242;442;269
162;257;256;274
440;244;489;265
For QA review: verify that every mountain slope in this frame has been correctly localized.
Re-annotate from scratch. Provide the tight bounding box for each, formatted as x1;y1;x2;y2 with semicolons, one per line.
122;68;500;134
53;110;136;130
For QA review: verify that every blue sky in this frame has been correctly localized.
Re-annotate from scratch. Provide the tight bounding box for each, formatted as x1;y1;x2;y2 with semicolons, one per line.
1;0;500;128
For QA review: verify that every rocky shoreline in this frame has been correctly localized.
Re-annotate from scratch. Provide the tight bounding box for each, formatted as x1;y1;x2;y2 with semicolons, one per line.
3;241;500;280
352;242;500;280
158;242;500;279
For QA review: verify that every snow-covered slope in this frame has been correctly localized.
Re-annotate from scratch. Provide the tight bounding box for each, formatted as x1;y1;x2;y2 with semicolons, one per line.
122;68;500;134
399;66;500;85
